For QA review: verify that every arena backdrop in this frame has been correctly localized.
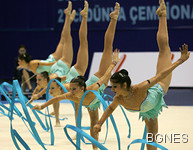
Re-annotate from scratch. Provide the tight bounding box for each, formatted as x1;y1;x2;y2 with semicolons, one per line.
0;0;193;86
89;52;193;87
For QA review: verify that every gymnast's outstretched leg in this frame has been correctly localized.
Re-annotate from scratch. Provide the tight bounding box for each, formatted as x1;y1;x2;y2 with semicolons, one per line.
145;1;170;150
73;0;89;76
94;2;120;79
89;3;120;150
51;2;75;126
88;107;99;150
49;1;75;80
51;2;75;61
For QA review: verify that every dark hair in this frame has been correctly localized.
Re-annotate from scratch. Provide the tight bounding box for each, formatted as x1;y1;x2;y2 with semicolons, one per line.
19;44;26;49
110;69;131;89
52;77;62;86
55;77;62;82
40;71;49;82
18;53;31;63
70;76;86;91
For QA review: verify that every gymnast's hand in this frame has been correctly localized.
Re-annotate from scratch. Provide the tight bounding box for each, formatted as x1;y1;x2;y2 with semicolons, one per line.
93;123;102;135
32;104;42;110
26;99;33;106
26;97;36;106
179;43;190;62
112;48;120;64
30;94;39;102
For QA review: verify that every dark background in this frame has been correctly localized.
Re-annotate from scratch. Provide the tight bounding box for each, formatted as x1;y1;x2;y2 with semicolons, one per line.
0;0;192;80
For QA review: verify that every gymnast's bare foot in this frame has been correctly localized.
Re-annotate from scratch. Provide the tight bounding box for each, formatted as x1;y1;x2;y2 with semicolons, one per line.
156;0;167;17
110;2;120;20
64;1;72;15
70;10;76;22
49;111;55;116
55;122;61;127
72;135;76;140
80;0;89;18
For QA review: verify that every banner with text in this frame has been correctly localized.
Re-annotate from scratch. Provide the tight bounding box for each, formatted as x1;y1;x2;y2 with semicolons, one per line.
55;0;193;30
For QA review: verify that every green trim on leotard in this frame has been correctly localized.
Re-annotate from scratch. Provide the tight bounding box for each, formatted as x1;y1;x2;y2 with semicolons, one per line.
36;54;56;74
85;75;106;111
50;59;70;77
64;66;80;83
126;83;167;121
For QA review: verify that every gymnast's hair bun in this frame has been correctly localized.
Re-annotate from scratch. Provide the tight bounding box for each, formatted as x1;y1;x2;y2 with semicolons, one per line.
71;75;86;91
119;69;128;76
18;53;31;63
77;76;86;82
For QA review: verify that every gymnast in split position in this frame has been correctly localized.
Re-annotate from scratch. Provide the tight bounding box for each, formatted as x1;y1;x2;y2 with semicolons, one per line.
33;2;120;149
17;6;75;76
28;1;76;101
93;1;190;150
29;0;89;127
29;1;76;100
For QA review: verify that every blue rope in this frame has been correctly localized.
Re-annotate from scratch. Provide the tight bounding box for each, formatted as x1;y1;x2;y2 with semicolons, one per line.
103;94;131;138
46;79;90;131
3;80;55;149
63;90;121;150
0;104;10;117
10;80;47;149
140;125;147;150
64;124;108;150
128;139;168;150
1;80;168;150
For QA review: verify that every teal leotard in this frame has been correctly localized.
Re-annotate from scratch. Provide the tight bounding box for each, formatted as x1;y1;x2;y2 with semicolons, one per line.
85;75;106;111
64;66;80;83
62;67;106;111
126;83;167;121
50;59;70;76
36;54;56;74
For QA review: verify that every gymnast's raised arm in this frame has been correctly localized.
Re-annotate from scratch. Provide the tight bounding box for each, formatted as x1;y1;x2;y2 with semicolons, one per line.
136;43;190;92
38;61;56;66
89;49;120;91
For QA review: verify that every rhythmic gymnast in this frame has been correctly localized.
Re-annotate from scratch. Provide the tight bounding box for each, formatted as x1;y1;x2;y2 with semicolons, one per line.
48;1;76;80
33;2;120;149
32;72;49;98
28;1;76;102
30;71;58;114
93;1;190;150
17;2;75;76
29;0;89;127
30;71;65;127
